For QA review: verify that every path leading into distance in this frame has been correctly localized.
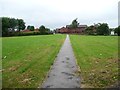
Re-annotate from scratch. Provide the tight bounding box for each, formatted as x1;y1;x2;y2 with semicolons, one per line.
41;35;80;88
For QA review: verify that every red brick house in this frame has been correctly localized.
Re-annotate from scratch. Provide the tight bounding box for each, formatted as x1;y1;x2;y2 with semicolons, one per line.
56;25;87;34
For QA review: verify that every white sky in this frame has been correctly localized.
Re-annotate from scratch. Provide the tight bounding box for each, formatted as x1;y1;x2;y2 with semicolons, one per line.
0;0;119;29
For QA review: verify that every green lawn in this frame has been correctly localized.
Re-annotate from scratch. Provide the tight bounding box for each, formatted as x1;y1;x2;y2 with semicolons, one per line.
2;35;65;88
70;35;118;88
0;38;2;89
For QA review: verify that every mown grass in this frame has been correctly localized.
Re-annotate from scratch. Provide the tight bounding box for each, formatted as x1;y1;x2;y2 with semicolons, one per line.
70;35;118;88
0;37;2;89
2;34;66;88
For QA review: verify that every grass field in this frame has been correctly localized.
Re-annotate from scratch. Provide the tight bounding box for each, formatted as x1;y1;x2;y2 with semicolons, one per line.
70;35;118;88
0;38;2;89
2;35;66;88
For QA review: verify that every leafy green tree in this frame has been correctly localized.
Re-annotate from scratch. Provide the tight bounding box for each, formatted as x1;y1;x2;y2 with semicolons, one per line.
30;26;34;31
85;25;97;35
39;25;51;34
9;18;18;30
39;25;46;34
27;25;34;31
17;19;26;31
2;17;10;36
2;17;10;28
2;17;26;36
96;23;110;35
45;28;50;33
69;18;79;28
114;26;120;36
27;25;31;30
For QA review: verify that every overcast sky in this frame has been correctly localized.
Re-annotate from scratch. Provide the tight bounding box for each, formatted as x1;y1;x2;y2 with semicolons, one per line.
0;0;119;29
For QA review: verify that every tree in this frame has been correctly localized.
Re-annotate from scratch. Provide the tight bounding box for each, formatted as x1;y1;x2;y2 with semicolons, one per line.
85;25;97;35
114;26;120;36
2;17;10;28
27;25;31;30
9;18;18;30
2;17;26;36
30;26;34;31
2;17;10;36
39;25;51;34
39;25;46;34
45;28;50;33
69;18;79;28
27;25;34;31
17;19;26;31
96;23;110;35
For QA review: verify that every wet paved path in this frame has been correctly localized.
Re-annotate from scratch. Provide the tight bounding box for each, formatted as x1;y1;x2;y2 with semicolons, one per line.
42;35;80;88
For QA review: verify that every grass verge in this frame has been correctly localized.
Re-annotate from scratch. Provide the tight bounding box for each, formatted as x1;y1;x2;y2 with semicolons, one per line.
70;35;118;88
2;34;65;88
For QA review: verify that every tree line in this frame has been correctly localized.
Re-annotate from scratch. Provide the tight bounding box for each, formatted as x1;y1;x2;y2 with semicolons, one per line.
2;17;120;36
85;23;120;36
2;17;53;37
69;18;120;36
2;17;25;36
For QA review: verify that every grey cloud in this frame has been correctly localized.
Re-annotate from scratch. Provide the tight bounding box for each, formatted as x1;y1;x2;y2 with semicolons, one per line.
0;0;119;29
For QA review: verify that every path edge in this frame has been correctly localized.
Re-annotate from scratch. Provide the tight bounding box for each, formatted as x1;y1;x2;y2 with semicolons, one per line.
68;34;82;86
69;35;94;88
38;35;67;88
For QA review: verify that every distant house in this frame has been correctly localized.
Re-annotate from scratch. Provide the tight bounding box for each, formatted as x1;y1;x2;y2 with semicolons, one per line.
56;25;87;34
21;29;31;32
34;29;39;32
111;31;115;35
